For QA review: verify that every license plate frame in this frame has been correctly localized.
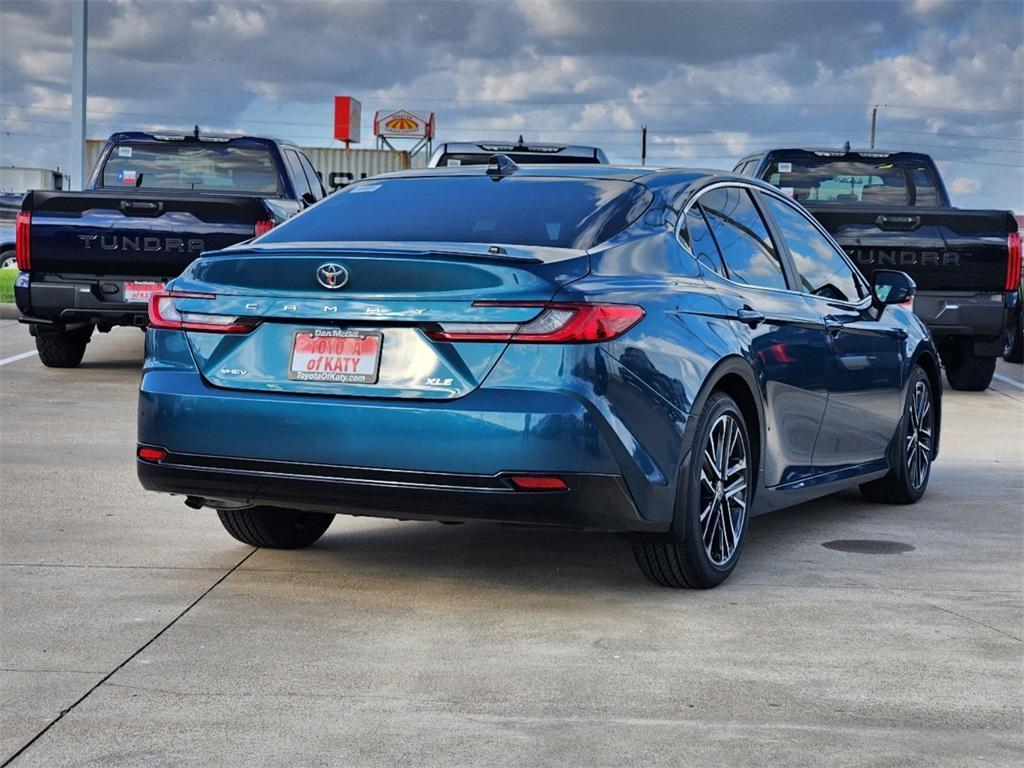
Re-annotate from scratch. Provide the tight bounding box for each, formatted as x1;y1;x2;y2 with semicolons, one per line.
288;329;383;384
123;281;165;303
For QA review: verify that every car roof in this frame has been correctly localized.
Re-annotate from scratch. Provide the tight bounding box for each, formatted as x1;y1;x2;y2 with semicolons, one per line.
364;164;764;193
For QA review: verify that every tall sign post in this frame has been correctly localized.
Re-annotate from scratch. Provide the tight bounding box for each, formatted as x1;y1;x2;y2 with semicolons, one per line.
70;0;87;190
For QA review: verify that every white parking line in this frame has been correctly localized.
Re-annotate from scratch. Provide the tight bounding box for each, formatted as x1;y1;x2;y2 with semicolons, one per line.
993;372;1024;391
0;350;37;367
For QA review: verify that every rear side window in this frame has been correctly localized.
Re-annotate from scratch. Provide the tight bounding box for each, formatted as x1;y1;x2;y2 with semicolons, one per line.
909;166;939;206
297;153;324;199
259;176;653;249
760;194;863;303
101;142;281;194
682;206;725;275
699;187;788;291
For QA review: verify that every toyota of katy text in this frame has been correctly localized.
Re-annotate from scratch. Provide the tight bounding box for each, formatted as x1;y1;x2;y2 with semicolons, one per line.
137;160;941;588
736;147;1020;391
13;129;327;368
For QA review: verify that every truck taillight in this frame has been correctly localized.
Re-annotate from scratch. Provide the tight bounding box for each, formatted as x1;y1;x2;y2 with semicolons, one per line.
254;219;275;237
426;302;645;343
15;212;30;270
148;292;258;334
1007;232;1022;291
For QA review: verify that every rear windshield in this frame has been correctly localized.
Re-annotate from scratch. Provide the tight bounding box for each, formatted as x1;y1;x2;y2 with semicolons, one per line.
101;142;281;194
439;152;601;167
258;176;653;249
762;155;940;206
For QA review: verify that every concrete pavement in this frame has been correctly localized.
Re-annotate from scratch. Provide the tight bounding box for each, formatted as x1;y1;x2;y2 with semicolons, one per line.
1;323;1021;767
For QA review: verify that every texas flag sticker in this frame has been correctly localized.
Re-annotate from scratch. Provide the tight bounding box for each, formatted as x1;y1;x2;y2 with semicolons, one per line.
120;169;137;185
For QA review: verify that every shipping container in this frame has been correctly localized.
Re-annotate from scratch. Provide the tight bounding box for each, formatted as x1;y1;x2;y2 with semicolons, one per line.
85;139;409;192
0;166;69;194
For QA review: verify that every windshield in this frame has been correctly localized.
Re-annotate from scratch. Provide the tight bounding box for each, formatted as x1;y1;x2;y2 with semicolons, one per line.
101;142;281;194
258;176;653;249
764;156;940;206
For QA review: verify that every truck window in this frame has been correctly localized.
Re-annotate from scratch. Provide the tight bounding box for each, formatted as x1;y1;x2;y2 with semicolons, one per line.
284;150;312;199
763;156;943;207
101;143;281;194
297;153;324;200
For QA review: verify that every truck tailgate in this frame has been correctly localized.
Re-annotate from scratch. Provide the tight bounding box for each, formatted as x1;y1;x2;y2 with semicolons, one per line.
23;190;271;277
807;205;1017;292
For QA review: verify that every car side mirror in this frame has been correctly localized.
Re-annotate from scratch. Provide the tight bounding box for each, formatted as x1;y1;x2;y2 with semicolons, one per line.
872;269;916;308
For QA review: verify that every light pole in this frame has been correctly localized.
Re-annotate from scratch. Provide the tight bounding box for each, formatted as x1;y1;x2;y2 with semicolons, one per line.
70;0;87;190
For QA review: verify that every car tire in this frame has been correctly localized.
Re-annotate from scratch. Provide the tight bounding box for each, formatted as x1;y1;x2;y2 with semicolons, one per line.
860;366;934;504
940;339;996;391
217;506;334;549
632;392;752;589
34;325;93;368
1;249;16;271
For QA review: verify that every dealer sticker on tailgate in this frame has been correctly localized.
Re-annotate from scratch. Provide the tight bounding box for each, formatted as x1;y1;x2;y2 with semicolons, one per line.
289;329;382;383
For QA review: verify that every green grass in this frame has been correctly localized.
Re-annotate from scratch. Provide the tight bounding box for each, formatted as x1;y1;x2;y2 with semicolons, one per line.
0;268;16;303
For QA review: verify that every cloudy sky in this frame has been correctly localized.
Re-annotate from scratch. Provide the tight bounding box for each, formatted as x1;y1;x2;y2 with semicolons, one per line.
1;0;1021;209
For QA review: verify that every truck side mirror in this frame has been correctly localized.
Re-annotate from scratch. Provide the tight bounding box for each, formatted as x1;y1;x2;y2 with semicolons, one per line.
872;269;916;308
300;192;317;208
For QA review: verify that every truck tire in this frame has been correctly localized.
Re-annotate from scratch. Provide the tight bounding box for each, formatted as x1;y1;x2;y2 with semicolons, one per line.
1;249;15;270
34;325;93;368
941;339;996;391
217;506;334;549
1004;325;1023;363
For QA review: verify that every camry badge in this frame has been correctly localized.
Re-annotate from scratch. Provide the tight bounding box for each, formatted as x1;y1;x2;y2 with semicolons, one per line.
316;263;349;290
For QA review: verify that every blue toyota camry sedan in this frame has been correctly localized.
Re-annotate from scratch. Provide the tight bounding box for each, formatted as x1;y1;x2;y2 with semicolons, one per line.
138;159;940;588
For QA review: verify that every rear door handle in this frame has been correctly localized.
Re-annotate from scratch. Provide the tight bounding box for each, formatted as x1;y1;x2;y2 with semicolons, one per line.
735;308;766;327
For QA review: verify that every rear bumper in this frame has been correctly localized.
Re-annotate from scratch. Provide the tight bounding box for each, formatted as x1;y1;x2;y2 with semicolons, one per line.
19;273;161;328
137;451;661;532
138;367;674;531
914;290;1015;342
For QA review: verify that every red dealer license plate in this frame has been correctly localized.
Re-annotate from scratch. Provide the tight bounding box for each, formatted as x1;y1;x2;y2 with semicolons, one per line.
288;329;383;384
123;281;164;303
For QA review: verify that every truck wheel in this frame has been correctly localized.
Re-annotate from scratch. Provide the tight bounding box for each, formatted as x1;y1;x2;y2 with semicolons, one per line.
1004;326;1023;363
217;506;334;549
34;325;93;368
860;366;934;504
941;340;996;391
632;392;751;589
1;250;15;270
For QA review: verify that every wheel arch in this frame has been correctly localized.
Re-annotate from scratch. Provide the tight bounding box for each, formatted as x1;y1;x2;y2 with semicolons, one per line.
678;355;765;517
911;345;942;459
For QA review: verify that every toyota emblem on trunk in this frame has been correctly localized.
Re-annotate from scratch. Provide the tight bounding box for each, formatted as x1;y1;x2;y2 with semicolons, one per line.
316;263;349;290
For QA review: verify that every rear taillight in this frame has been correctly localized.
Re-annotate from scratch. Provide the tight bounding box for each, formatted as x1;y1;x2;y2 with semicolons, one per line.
254;219;275;237
147;292;257;333
427;302;644;343
15;211;30;270
1007;232;1022;291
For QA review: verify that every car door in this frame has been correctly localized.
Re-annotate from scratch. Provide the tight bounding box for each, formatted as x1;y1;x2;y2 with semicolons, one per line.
757;190;905;471
695;185;830;487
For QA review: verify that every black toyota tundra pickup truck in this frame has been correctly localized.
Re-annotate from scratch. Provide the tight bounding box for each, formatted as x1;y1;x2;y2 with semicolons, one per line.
736;147;1021;390
14;129;326;367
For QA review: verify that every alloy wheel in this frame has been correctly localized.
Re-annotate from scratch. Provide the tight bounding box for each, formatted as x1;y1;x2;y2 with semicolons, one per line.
699;413;749;566
906;380;933;490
